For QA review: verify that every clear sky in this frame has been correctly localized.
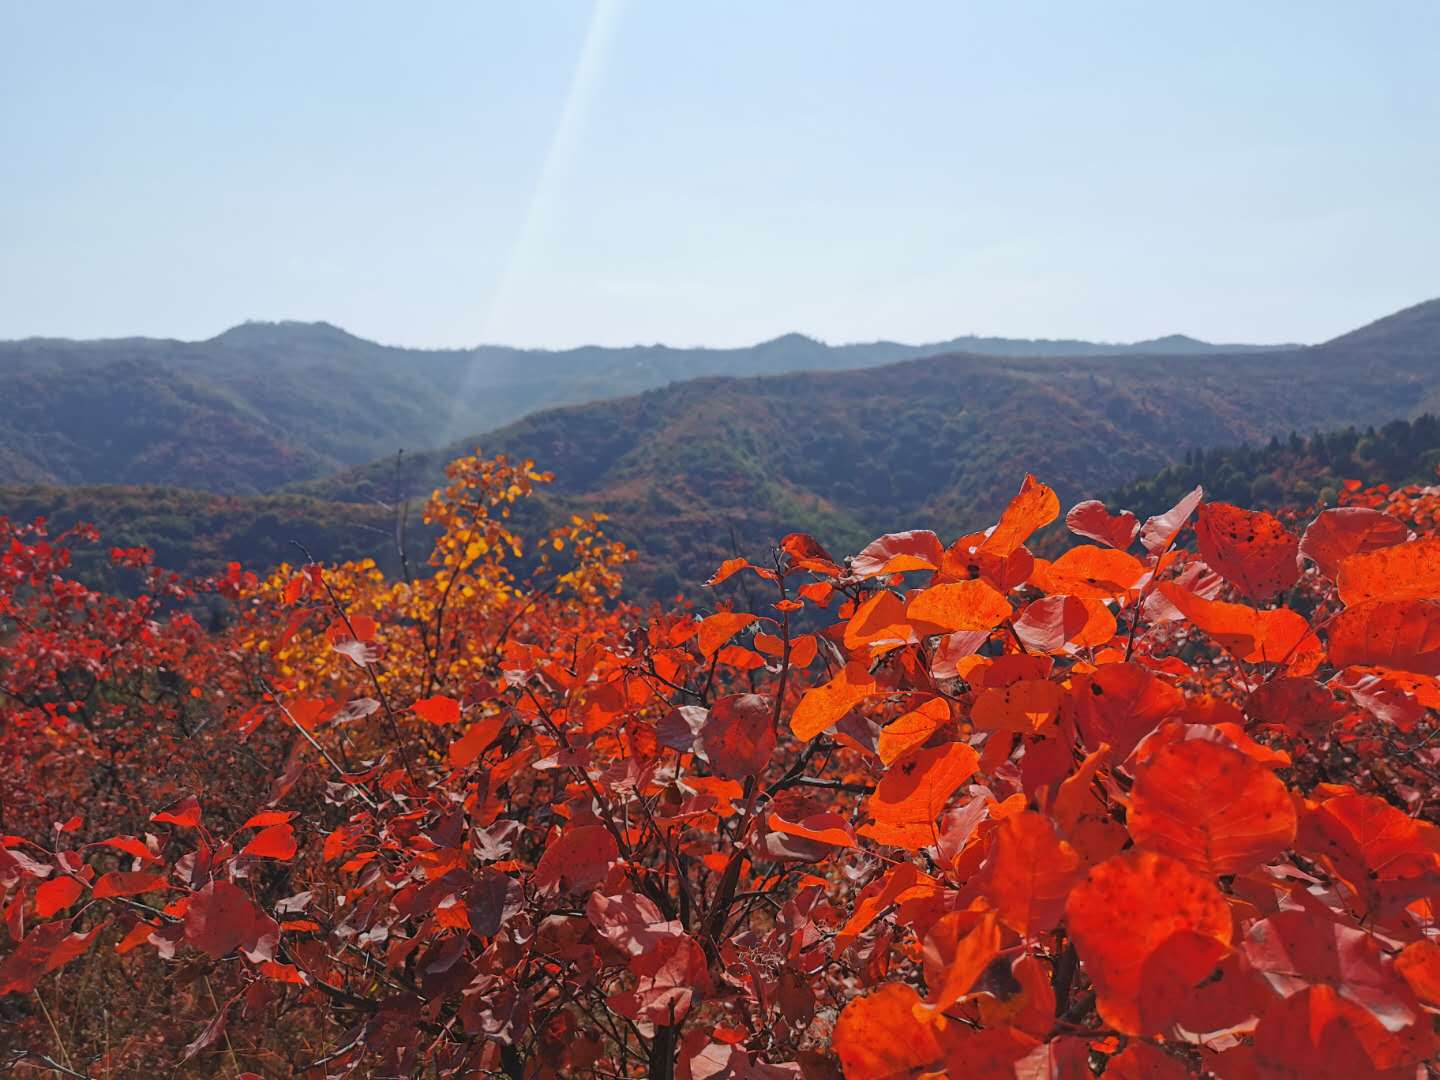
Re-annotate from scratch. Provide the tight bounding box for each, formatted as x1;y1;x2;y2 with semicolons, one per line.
2;2;1437;349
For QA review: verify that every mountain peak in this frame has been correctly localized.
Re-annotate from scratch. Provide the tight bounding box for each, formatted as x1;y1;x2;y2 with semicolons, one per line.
210;320;363;347
756;332;824;350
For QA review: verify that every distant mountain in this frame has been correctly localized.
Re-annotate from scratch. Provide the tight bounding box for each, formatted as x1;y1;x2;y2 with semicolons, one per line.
0;319;1294;492
293;299;1440;595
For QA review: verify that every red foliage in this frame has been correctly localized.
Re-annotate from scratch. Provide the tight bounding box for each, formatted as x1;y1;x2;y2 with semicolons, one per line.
4;462;1440;1078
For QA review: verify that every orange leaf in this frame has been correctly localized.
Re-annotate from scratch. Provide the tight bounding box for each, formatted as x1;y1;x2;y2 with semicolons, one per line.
860;742;979;849
917;910;1001;1014
981;475;1059;557
972;679;1062;735
790;662;877;741
906;579;1011;633
93;871;169;899
1157;581;1322;670
1128;739;1296;875
1338;538;1440;604
1065;850;1233;1034
843;590;917;650
1031;546;1146;599
833;862;926;953
877;696;949;765
1327;598;1440;675
1299;507;1409;581
833;983;943;1080
697;611;759;658
412;694;462;726
241;824;298;862
767;812;856;849
978;810;1082;937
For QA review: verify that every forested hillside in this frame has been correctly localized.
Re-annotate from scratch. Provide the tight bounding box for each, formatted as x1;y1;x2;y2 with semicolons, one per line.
0;320;1289;492
302;299;1440;594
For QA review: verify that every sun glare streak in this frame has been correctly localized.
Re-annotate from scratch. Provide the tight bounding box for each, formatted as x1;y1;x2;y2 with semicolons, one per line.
446;0;626;439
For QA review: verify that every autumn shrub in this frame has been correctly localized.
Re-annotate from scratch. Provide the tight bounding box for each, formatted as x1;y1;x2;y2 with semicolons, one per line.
3;454;1440;1079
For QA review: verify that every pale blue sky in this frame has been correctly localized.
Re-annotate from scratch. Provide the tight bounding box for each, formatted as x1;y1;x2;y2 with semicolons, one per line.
2;2;1437;348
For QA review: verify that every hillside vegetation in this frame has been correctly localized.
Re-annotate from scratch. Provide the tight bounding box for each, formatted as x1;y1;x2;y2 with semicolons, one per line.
303;298;1440;594
0;320;1290;492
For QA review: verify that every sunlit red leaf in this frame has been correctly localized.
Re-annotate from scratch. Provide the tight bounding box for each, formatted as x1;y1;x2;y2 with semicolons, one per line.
850;530;944;578
1069;662;1185;761
1299;507;1410;580
241;824;298;861
833;983;943;1080
859;741;979;849
1156;581;1323;670
1065;499;1140;550
412;694;462;726
92;871;169;899
1128;739;1296;874
1196;501;1301;600
917;910;1001;1014
1327;598;1440;675
790;662;877;741
906;579;1011;632
1395;940;1440;1009
1065;850;1232;1034
980;475;1059;557
977;810;1082;937
1338;538;1440;604
35;876;84;918
151;795;202;829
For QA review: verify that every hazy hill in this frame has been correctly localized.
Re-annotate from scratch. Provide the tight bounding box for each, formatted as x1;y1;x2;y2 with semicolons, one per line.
0;320;1292;492
298;298;1440;594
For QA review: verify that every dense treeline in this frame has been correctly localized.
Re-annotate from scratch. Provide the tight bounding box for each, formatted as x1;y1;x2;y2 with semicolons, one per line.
1111;414;1440;521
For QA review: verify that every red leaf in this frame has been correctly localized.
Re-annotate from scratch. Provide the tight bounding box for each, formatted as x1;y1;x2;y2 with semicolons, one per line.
1300;507;1410;581
1139;485;1203;554
850;530;944;578
0;919;108;995
698;693;774;779
412;694;462;726
697;612;758;658
1195;501;1301;600
183;880;279;961
1066;499;1141;549
35;876;84;918
241;824;298;861
151;795;202;829
93;871;169;899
